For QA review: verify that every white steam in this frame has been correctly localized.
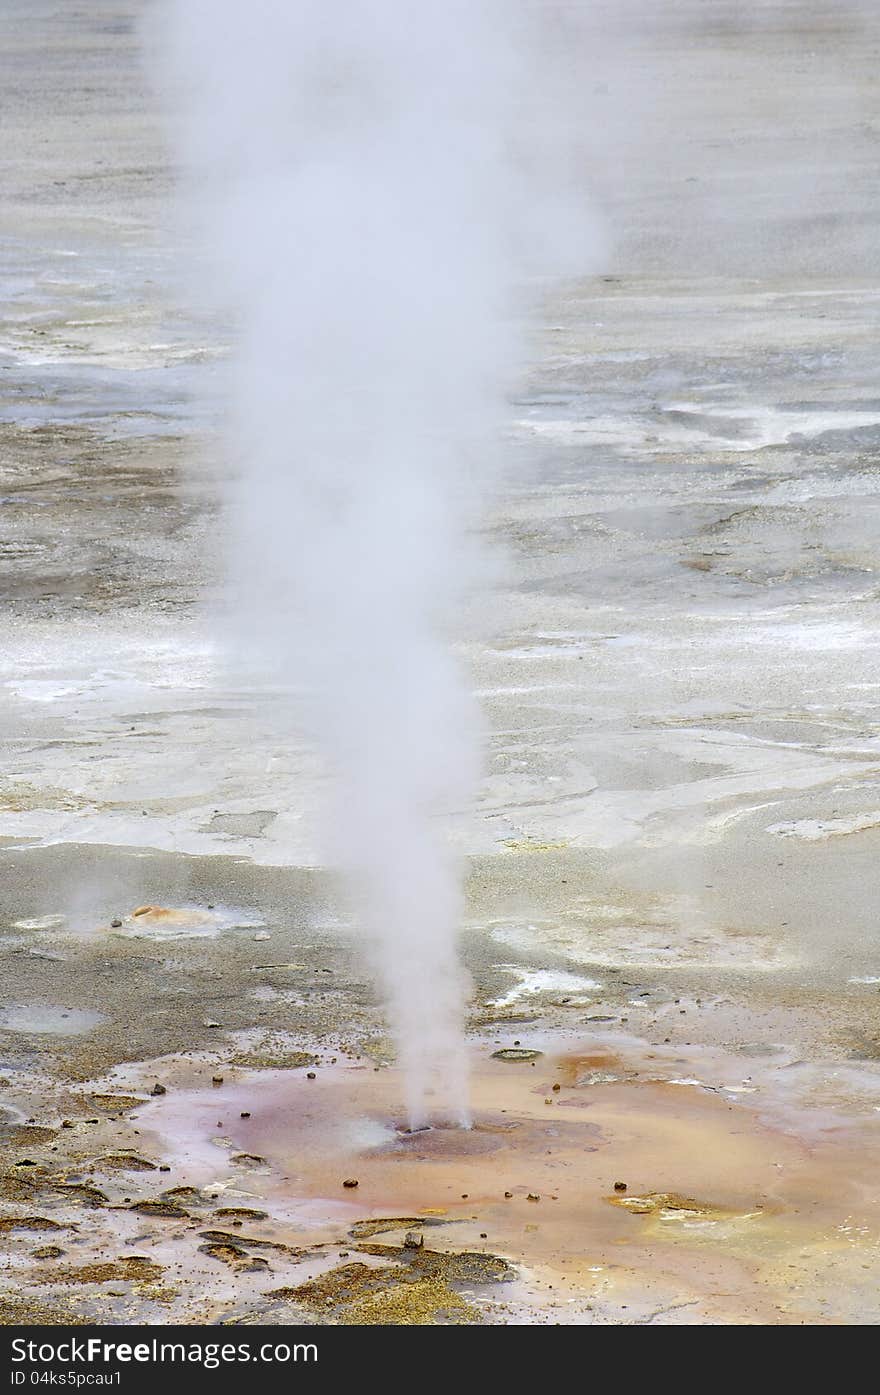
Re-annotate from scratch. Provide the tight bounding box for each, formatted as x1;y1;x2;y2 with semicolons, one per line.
152;0;596;1128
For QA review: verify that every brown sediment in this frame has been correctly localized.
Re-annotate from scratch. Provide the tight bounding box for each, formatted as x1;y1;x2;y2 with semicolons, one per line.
279;1262;396;1309
87;1095;146;1113
199;1242;268;1272
0;1125;58;1147
29;1258;163;1287
127;1199;190;1218
0;1297;89;1326
348;1216;451;1239
277;1261;480;1326
607;1191;756;1220
492;1048;542;1062
339;1277;478;1326
0;1215;67;1234
353;1244;512;1284
94;1153;157;1171
229;1050;316;1070
198;1230;291;1254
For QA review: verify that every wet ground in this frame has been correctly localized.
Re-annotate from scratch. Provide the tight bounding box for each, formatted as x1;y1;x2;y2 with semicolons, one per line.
2;1;880;1325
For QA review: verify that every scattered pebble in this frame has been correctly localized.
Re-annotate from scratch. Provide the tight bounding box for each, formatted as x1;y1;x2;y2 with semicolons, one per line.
240;1111;251;1119
552;1083;561;1092
504;1191;513;1199
306;1072;316;1080
342;1178;358;1189
403;1231;423;1249
110;919;122;929
150;1084;166;1097
212;1076;224;1086
614;1181;627;1192
527;1193;540;1202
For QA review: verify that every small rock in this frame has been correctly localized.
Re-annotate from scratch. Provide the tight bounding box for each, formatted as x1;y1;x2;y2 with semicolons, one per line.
203;1021;221;1030
504;1191;513;1199
253;932;270;941
552;1083;561;1092
159;1165;171;1173
614;1181;627;1192
150;1084;166;1097
342;1178;358;1189
60;1120;74;1129
527;1193;540;1202
403;1231;423;1249
211;1076;224;1086
306;1072;316;1080
240;1111;251;1119
110;919;122;929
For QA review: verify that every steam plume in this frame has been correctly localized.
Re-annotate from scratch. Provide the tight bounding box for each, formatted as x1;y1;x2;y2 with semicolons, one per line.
152;0;594;1127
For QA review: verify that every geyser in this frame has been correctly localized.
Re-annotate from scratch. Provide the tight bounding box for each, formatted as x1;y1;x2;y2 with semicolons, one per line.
153;0;594;1129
